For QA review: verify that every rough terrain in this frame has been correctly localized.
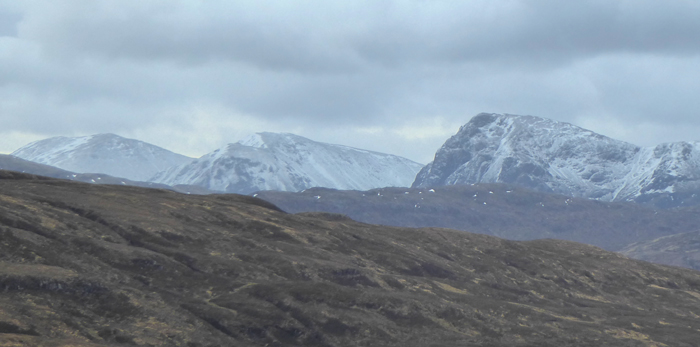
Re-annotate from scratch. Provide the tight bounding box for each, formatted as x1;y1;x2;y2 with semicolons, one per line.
1;171;700;346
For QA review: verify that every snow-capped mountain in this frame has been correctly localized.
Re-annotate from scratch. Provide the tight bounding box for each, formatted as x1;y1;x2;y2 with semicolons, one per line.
413;113;700;206
151;132;424;194
12;134;193;182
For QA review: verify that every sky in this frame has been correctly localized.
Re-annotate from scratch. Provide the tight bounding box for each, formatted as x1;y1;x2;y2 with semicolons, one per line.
2;0;700;164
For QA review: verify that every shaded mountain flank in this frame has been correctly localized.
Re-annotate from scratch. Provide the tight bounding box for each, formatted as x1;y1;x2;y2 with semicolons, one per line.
413;113;700;208
2;171;700;346
255;184;700;252
0;154;213;195
621;231;700;271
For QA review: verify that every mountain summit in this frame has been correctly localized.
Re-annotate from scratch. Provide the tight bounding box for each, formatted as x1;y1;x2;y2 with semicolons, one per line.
413;113;700;206
151;132;423;194
12;134;193;182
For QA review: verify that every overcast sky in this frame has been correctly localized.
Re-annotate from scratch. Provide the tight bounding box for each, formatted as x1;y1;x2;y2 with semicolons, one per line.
2;0;700;163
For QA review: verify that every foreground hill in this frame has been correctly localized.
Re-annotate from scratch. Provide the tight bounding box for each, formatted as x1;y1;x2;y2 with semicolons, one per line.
12;133;193;182
413;113;700;208
150;132;423;194
256;184;700;251
2;171;700;346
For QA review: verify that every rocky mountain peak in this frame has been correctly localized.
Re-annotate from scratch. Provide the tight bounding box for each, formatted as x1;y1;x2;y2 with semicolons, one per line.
413;113;700;207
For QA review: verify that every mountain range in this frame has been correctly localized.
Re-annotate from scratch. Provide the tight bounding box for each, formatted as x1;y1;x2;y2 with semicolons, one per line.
5;116;700;345
12;132;423;194
414;113;700;208
9;147;700;272
12;113;700;208
3;171;700;346
151;132;424;194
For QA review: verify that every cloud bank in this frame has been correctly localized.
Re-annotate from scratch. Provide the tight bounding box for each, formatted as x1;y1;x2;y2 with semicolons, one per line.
2;0;700;163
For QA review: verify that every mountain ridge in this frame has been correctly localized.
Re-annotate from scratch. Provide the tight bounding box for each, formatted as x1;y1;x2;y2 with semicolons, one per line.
151;132;424;194
12;133;194;182
413;113;700;207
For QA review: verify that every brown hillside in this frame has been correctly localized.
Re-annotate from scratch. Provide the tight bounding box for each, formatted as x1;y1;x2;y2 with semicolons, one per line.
1;171;700;346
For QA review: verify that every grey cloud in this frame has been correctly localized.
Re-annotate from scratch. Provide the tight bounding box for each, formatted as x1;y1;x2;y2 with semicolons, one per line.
18;1;365;73
0;12;20;37
16;1;700;72
2;0;700;162
353;0;700;69
0;0;22;37
595;59;700;122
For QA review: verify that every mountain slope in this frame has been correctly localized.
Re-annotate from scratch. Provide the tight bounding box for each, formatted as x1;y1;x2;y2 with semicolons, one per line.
256;184;700;252
0;154;213;194
12;133;193;181
620;230;700;270
412;113;700;207
2;171;700;346
151;132;423;194
0;154;78;181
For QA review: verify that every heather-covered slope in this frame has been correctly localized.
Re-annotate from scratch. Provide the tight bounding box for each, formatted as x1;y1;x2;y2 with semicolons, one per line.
413;113;700;208
151;132;423;194
2;171;700;346
12;133;193;181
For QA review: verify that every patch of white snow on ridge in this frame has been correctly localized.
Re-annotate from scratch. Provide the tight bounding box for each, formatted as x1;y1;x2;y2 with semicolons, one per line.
14;135;94;165
238;133;267;148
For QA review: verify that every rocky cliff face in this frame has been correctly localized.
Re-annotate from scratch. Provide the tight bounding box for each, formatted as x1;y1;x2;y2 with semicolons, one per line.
151;132;424;194
413;113;700;207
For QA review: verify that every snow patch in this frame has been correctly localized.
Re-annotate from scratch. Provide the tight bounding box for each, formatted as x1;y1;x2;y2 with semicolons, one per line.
238;133;267;148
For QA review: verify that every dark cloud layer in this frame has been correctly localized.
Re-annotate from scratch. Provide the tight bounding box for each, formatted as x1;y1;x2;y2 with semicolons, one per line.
2;0;700;162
